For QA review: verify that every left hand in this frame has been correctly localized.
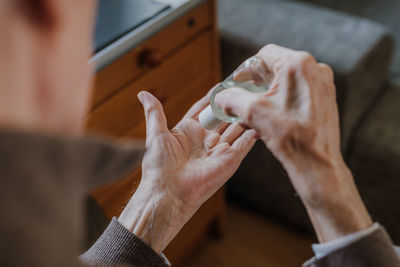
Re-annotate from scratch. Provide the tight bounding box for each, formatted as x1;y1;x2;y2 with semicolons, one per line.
119;90;256;253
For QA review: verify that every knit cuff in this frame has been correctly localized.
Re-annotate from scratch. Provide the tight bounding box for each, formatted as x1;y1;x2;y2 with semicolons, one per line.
81;217;168;266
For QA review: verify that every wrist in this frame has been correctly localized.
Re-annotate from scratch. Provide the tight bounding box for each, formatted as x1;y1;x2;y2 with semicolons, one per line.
298;162;373;242
118;179;193;253
285;153;353;207
305;197;373;243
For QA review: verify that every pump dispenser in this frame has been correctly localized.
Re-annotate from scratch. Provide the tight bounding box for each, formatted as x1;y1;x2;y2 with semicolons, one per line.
199;56;271;130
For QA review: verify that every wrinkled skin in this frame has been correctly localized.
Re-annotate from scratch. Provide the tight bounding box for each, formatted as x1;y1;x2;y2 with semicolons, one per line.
216;44;373;243
119;91;256;253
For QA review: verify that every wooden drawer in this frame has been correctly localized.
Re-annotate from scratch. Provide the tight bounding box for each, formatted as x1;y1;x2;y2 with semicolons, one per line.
91;1;211;109
86;31;212;137
123;71;215;140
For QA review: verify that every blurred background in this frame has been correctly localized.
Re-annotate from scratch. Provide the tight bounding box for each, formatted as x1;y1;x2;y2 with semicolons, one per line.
86;0;400;266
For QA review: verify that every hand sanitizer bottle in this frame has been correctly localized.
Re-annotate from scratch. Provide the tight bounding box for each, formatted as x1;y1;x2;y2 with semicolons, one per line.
199;56;271;130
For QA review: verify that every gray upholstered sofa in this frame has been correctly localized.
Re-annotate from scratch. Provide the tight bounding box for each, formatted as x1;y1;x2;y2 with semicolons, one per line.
219;0;400;242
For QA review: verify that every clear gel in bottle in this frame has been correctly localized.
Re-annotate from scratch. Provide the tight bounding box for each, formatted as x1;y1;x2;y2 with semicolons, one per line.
199;56;271;130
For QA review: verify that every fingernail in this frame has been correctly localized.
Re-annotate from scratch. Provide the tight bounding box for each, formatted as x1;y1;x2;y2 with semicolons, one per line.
138;91;147;104
250;129;260;139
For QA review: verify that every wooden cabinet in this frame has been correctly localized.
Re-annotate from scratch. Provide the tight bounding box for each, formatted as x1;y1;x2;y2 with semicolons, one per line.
86;1;223;265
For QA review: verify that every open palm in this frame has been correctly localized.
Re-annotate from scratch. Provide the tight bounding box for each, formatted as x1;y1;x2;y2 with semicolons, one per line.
138;90;256;210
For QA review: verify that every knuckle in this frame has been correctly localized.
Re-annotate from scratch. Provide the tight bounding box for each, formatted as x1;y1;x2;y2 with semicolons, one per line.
318;63;334;82
294;51;316;69
298;51;315;63
282;51;316;76
261;43;278;52
145;101;162;116
284;64;297;76
319;62;333;73
243;104;255;125
145;104;156;114
243;97;266;125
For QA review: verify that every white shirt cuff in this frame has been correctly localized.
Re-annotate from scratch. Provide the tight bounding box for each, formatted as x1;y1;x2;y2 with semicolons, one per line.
161;253;171;266
312;223;380;259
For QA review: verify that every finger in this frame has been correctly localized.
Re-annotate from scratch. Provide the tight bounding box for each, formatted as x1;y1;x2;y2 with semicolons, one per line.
318;63;334;83
219;123;245;145
204;132;220;150
183;85;217;120
257;44;316;76
215;122;230;135
214;87;270;128
256;44;295;74
138;91;169;142
231;129;258;158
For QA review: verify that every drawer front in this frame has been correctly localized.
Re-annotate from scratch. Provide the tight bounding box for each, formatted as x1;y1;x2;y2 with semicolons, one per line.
123;71;215;140
86;32;212;137
91;1;210;109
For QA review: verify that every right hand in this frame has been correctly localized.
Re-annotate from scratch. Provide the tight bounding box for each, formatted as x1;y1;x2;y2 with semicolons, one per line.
216;44;372;243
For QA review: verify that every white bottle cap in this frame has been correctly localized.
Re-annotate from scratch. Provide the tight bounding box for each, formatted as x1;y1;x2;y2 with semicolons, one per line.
199;105;224;130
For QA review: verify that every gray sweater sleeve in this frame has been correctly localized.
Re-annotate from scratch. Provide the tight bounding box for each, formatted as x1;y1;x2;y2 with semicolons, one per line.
81;218;168;267
304;227;400;267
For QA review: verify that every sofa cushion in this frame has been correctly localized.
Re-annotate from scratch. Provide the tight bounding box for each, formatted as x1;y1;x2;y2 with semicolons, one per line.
347;82;400;243
288;0;400;83
218;0;393;150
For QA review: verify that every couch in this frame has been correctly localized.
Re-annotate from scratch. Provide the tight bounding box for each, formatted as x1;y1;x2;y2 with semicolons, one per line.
219;0;400;243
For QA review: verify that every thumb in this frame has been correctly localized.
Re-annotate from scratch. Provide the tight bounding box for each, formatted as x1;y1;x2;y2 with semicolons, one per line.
214;88;269;128
138;91;169;142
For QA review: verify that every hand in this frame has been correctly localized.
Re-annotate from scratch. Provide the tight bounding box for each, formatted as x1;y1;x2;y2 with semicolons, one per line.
215;44;372;243
119;90;256;253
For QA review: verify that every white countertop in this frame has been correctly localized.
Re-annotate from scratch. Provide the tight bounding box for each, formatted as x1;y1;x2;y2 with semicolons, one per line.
91;0;205;71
